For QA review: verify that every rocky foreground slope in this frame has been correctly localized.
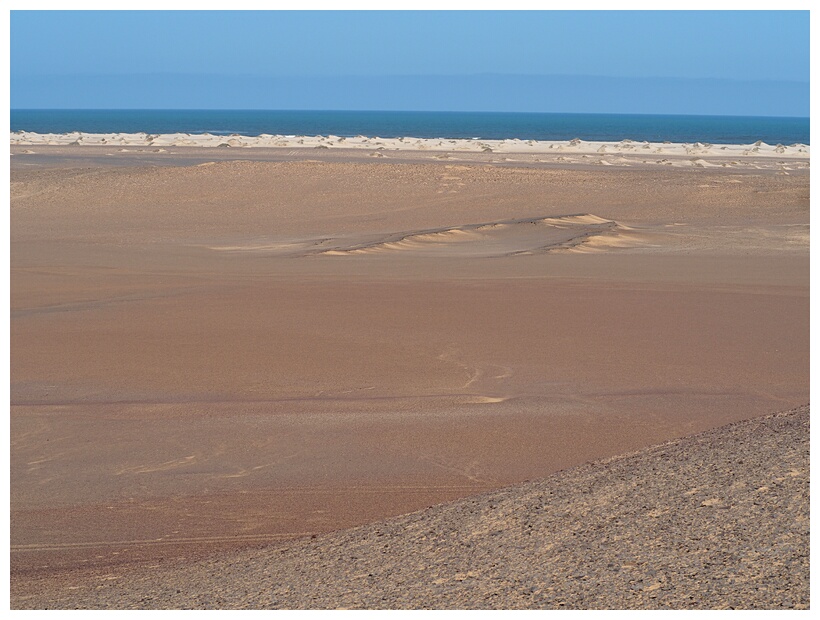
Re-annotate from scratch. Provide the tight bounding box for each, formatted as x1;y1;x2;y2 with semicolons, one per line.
15;405;809;610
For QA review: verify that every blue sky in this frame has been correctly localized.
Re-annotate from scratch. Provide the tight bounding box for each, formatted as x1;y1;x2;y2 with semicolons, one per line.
10;10;810;115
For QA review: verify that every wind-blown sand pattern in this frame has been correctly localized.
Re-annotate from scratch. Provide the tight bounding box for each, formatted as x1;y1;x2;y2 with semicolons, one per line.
10;144;808;608
208;214;639;257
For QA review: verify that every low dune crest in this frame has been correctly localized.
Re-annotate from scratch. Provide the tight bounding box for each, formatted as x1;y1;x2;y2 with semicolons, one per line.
208;214;646;258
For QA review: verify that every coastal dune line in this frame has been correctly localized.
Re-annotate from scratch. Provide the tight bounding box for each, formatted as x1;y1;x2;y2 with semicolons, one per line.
10;131;810;159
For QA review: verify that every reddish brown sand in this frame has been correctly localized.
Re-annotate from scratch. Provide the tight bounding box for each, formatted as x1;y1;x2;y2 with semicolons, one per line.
10;147;808;599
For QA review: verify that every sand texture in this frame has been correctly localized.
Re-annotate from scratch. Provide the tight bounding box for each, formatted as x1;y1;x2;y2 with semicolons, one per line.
10;146;808;608
12;405;809;609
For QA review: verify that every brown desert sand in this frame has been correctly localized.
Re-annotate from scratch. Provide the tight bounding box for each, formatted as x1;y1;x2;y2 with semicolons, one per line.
13;405;808;609
9;145;808;608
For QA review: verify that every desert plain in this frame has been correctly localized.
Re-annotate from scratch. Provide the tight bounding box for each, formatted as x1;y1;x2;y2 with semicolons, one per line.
9;141;809;607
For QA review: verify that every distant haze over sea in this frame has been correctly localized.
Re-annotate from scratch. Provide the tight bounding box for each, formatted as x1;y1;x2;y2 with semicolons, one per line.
11;74;808;118
11;109;810;145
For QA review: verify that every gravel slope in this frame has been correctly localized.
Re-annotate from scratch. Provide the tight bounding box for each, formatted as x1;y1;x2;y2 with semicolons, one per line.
14;405;809;610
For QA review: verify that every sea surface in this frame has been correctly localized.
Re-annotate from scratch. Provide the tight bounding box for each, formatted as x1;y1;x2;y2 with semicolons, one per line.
10;110;810;145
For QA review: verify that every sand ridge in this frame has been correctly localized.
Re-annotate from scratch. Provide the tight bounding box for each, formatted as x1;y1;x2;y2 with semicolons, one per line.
11;131;810;158
206;213;643;257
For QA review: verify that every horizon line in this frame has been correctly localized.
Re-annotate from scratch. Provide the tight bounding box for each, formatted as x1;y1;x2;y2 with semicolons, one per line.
10;108;811;120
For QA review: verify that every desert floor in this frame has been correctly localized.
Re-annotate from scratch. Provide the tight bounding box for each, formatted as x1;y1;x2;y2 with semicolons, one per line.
13;405;808;609
9;146;809;603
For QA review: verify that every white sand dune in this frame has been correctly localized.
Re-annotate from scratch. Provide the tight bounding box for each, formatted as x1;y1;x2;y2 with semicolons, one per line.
10;131;810;165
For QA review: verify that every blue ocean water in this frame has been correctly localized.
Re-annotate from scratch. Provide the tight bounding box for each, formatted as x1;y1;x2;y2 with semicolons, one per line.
10;109;810;145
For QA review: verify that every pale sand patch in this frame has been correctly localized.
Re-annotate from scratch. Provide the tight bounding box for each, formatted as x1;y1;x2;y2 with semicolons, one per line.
207;214;630;258
11;132;810;171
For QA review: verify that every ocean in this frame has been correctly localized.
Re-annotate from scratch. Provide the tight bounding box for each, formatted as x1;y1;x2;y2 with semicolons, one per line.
10;109;810;145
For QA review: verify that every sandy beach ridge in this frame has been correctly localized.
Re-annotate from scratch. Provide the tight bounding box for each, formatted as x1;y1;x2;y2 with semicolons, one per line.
10;131;810;170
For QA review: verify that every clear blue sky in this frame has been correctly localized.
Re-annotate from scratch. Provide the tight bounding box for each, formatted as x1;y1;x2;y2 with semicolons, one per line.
10;10;810;115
